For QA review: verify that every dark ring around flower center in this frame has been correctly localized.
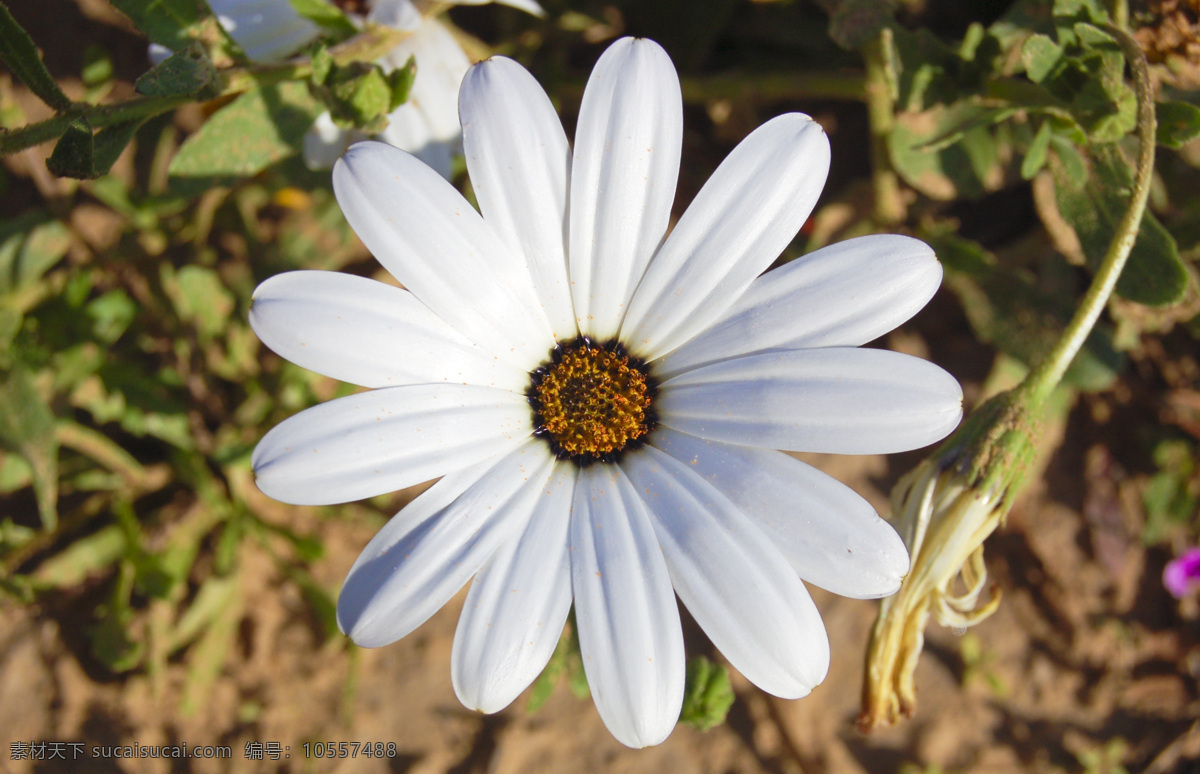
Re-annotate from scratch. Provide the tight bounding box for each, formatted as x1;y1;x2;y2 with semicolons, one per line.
527;336;658;466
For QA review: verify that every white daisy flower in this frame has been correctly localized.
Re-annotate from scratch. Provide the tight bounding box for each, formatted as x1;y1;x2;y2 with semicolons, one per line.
250;37;963;748
157;0;544;175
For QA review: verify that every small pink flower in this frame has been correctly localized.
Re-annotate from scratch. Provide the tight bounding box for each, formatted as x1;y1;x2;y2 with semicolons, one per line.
1163;548;1200;599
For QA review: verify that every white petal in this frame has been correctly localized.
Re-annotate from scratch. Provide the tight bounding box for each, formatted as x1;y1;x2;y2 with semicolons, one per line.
568;37;682;340
338;441;556;647
656;235;944;379
373;19;470;179
333;142;554;365
623;445;829;697
451;0;546;15
650;427;909;598
452;463;575;712
209;0;320;62
252;383;531;505
621;114;830;360
658;348;963;454
249;271;528;391
303;112;357;170
461;57;576;340
376;107;454;179
571;464;684;748
367;0;422;29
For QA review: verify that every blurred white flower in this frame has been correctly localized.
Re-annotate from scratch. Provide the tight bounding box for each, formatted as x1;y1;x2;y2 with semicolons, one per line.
156;0;543;176
250;38;963;747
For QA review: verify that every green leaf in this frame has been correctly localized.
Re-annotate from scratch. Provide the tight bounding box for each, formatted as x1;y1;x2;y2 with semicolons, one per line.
108;0;211;51
1049;133;1086;180
679;656;735;731
90;607;144;672
0;210;70;294
288;0;357;39
1022;119;1052;179
135;42;220;99
889;103;1011;200
526;619;585;713
0;1;72;111
170;574;239;653
311;44;334;85
324;62;394;131
45;118;95;178
1071;21;1116;49
1021;33;1062;83
31;524;125;588
43;115;141;180
0;367;58;529
931;230;1123;391
168;81;322;193
92;120;144;176
162;264;235;342
86;289;137;344
180;570;242;716
1156;100;1200;149
1052;146;1189;306
388;56;416;111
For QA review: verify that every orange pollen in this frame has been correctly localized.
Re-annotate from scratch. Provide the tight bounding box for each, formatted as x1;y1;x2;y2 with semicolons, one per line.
527;338;657;465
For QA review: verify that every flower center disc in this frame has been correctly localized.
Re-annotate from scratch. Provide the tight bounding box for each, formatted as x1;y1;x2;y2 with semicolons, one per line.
528;338;657;465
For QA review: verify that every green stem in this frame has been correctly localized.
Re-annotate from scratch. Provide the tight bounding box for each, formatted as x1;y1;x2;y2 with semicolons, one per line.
863;28;905;226
0;24;408;158
1021;24;1155;410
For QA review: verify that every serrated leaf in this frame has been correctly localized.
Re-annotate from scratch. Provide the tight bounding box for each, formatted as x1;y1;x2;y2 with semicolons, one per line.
1053;146;1189;306
168;81;322;192
135;42;220;99
0;1;72;111
1156;100;1200;149
1021;33;1062;83
0;367;58;529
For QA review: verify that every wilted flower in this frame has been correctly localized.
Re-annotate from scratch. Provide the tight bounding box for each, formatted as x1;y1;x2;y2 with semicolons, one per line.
251;37;963;747
859;390;1037;729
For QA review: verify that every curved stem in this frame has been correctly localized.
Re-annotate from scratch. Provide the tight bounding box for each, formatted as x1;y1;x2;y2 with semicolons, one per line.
1021;24;1155;409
